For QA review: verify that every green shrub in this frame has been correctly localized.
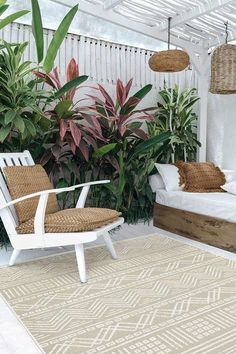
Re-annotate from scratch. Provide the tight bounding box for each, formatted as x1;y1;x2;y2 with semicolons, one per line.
148;85;200;163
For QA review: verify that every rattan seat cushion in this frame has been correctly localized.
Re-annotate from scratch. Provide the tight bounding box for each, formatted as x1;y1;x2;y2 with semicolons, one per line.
3;165;59;223
16;208;121;234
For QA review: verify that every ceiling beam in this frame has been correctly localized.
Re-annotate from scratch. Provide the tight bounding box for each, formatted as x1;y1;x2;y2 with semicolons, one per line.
158;0;235;31
205;28;236;48
104;0;123;10
51;0;204;53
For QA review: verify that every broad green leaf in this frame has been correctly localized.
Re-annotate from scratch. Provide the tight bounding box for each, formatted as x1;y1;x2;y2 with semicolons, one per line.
93;143;117;158
38;114;51;128
54;75;88;99
128;132;170;160
43;5;78;73
119;85;152;116
14;41;28;56
0;4;9;17
0;42;18;50
14;115;25;133
27;103;44;116
24;119;36;136
128;121;142;130
17;61;32;74
104;183;117;195
5;110;16;124
0;10;30;30
55;100;72;117
133;84;152;100
31;0;44;63
0;125;10;142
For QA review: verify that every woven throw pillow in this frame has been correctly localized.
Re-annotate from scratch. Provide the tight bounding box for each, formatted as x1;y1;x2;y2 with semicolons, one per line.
175;161;226;193
3;165;59;224
16;208;121;234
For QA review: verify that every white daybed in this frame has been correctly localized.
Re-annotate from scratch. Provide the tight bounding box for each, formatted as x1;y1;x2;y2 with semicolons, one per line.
150;171;236;251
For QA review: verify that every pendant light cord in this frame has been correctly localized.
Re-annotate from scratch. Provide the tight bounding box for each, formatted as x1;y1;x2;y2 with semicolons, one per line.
224;21;229;44
168;17;172;50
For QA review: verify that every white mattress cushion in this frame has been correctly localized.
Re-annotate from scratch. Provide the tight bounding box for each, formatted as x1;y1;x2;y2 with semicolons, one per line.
156;189;236;222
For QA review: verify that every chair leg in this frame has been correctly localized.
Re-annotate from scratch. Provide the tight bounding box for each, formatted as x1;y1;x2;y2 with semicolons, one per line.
75;243;87;283
9;249;21;266
103;233;118;259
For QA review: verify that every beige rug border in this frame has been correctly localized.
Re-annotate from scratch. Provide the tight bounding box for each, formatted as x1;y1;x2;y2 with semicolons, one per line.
1;231;234;269
0;232;159;268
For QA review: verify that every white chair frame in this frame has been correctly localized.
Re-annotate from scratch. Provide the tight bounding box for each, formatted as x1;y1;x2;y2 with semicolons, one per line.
0;151;124;283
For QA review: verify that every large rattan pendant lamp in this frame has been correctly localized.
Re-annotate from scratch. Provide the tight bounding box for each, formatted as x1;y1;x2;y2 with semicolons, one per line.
149;17;190;72
210;21;236;94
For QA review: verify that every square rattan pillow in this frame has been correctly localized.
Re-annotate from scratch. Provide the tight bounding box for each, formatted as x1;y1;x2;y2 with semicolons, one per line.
3;165;59;224
175;161;226;193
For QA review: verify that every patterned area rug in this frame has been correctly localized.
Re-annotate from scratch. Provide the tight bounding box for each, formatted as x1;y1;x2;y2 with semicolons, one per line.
1;234;236;354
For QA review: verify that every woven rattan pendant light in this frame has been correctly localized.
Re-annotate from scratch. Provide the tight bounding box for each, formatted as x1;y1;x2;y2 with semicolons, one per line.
210;22;236;94
149;17;190;73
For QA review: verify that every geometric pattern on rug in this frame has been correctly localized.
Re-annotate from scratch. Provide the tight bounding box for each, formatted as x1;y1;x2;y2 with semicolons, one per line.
1;234;236;354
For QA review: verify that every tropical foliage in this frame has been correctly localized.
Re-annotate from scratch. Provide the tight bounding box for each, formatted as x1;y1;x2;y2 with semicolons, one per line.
0;0;80;151
0;1;29;32
0;0;81;246
29;73;170;218
0;41;46;148
33;59;105;186
148;85;200;163
31;0;78;72
80;80;170;221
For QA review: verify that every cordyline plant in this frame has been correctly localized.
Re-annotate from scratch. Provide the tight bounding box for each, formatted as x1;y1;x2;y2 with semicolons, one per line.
33;58;106;187
87;78;155;141
82;79;170;221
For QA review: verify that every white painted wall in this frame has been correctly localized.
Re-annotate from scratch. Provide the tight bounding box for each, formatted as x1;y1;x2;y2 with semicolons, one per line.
207;94;236;168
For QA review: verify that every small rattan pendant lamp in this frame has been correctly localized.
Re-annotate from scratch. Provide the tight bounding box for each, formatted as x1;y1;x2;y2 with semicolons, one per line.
149;17;190;73
210;22;236;94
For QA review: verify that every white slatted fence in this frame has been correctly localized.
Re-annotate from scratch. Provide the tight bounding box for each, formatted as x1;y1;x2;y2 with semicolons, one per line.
0;22;199;90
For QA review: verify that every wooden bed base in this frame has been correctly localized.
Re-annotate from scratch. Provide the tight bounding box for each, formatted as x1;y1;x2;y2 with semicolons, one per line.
154;203;236;252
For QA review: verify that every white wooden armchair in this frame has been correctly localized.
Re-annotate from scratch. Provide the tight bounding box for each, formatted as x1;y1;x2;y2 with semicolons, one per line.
0;151;124;283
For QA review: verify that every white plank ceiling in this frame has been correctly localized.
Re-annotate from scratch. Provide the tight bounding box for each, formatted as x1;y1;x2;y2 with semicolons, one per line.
84;0;236;47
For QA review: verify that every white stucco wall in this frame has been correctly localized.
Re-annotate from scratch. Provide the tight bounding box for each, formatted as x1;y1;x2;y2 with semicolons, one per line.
207;94;236;168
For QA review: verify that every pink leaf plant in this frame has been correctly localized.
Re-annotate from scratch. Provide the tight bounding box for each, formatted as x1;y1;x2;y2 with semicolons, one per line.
86;78;156;142
34;58;106;160
34;58;79;100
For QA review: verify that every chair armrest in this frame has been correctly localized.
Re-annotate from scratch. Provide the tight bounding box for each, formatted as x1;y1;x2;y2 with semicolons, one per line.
0;179;110;236
0;180;110;211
